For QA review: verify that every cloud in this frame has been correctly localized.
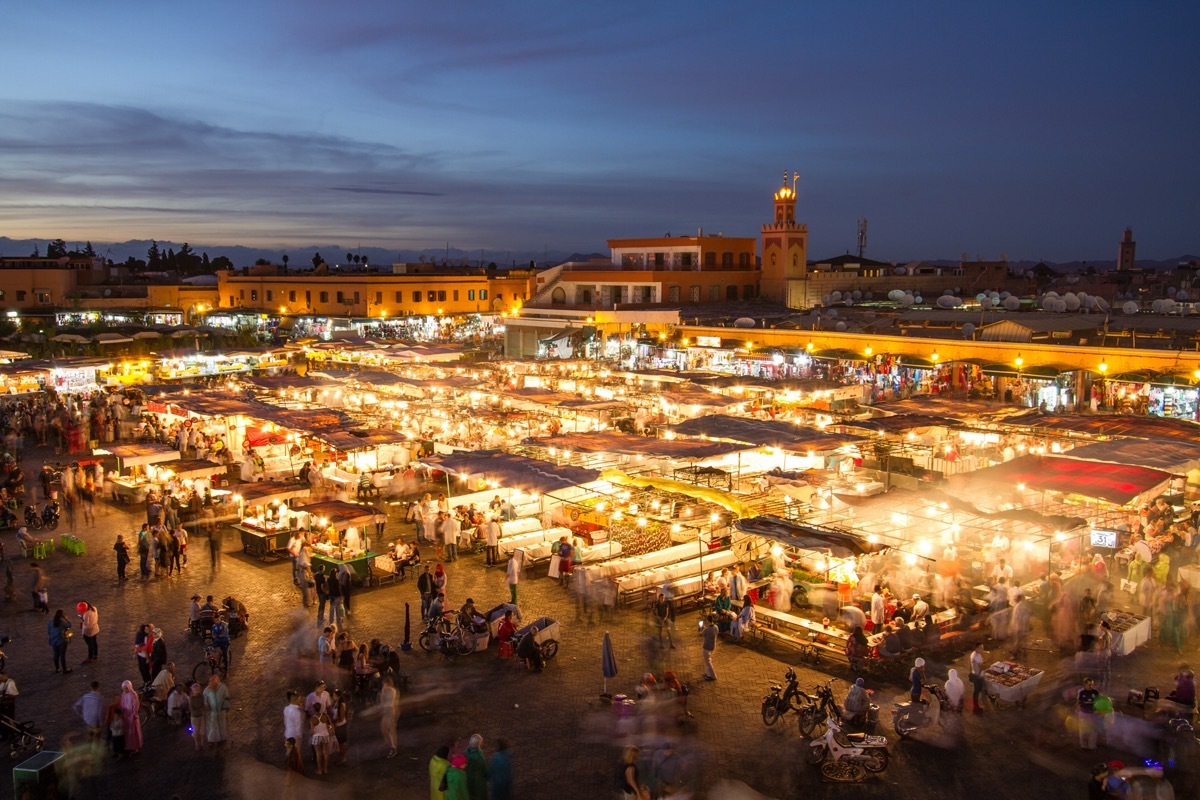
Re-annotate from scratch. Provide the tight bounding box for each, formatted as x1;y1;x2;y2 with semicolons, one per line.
330;186;442;197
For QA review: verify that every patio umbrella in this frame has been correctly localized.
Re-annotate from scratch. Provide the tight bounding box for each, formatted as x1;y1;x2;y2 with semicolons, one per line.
601;631;618;698
51;333;90;344
93;333;134;344
132;331;162;340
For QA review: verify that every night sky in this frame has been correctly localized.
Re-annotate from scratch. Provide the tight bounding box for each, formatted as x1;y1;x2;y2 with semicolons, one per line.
2;2;1196;261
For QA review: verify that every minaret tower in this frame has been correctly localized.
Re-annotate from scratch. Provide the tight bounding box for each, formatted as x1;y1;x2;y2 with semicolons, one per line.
760;171;808;308
1117;227;1136;271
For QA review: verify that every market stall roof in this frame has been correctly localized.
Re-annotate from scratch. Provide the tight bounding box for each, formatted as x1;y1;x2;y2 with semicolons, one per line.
734;516;888;558
236;480;312;505
250;406;352;434
0;360;52;375
96;442;181;469
309;369;409;386
240;375;344;391
497;387;580;405
685;376;843;393
667;414;865;450
526;430;751;460
839;414;960;433
1001;413;1200;445
158;458;227;480
958;454;1174;505
385;344;463;362
313;428;411;452
555;399;628;411
660;390;742;408
421;450;600;494
293;500;384;530
874;396;1027;421
166;395;272;418
1059;440;1200;474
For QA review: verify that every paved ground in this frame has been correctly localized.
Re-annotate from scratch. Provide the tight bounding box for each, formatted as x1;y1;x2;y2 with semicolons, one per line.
0;445;1196;799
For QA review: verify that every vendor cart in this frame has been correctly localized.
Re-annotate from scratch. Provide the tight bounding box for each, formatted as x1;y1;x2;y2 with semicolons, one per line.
982;662;1044;708
514;616;560;661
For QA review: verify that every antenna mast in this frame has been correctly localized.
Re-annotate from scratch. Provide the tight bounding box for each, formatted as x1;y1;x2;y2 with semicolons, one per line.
856;218;868;259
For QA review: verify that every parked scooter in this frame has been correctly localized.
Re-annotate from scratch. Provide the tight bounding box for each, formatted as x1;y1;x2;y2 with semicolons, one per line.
761;668;812;727
806;714;890;773
892;683;945;738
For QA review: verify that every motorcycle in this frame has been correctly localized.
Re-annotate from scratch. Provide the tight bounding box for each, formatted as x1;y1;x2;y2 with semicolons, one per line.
892;683;945;738
806;714;890;777
40;502;60;531
803;679;878;737
761;668;813;727
23;505;41;531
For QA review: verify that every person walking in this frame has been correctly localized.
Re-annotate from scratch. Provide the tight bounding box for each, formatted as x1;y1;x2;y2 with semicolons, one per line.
489;740;513;800
47;609;73;674
80;602;100;663
208;530;222;575
204;674;230;748
30;563;48;614
653;591;675;649
506;555;520;604
299;564;314;609
326;571;345;628
443;512;461;563
701;614;718;681
314;566;329;626
430;745;451;800
484;516;500;567
418;565;435;621
73;681;105;738
119;680;143;755
379;675;399;758
466;733;488;800
137;525;151;580
188;682;206;751
112;535;130;581
968;648;986;713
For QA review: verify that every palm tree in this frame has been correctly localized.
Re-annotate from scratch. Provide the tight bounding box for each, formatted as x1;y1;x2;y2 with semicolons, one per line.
282;254;289;270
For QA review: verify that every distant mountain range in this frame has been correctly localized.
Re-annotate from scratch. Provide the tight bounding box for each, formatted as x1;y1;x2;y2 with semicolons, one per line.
0;237;1193;273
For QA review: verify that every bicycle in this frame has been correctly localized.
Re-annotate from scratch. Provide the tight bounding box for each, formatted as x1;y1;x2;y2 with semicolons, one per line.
192;644;228;684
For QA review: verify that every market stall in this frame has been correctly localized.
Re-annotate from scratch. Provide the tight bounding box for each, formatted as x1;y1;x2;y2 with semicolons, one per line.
232;481;313;560
296;499;386;581
97;442;181;503
982;661;1044;706
1102;611;1152;657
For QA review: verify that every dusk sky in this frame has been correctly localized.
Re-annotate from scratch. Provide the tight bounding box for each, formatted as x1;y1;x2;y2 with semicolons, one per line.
2;2;1197;262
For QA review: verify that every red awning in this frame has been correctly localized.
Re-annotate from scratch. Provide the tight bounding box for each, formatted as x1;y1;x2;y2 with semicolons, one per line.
959;454;1173;505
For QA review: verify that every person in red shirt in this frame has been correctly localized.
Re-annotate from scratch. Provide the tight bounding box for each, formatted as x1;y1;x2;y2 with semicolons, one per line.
496;610;517;659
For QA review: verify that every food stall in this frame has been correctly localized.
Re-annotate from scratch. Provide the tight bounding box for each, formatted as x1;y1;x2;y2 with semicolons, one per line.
297;499;385;581
1102;610;1152;657
97;443;181;504
981;661;1044;706
232;481;313;561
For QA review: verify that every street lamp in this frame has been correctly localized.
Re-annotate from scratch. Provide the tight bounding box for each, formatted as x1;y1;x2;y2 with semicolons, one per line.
931;352;939;363
1098;360;1108;374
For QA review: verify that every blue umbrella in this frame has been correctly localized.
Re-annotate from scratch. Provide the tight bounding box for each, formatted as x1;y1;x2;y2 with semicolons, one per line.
601;631;618;696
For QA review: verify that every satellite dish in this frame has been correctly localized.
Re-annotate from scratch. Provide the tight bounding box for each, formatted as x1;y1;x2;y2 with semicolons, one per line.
863;291;874;301
831;291;843;302
914;295;923;304
900;296;914;307
980;297;993;310
936;296;956;308
1063;293;1080;311
999;291;1010;300
962;323;976;338
733;317;756;328
1123;301;1139;315
1178;291;1189;302
943;289;955;296
894;266;907;276
57;257;70;266
888;290;903;301
835;321;847;331
103;288;112;297
822;295;832;306
1095;297;1110;312
1152;299;1165;313
851;290;862;300
1003;296;1021;311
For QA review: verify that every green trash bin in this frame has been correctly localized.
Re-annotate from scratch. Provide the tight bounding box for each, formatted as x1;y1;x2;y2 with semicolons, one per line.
13;750;64;800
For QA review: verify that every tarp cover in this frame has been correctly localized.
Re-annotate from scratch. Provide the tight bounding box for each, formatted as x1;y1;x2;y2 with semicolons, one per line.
1004;413;1200;444
734;516;887;558
293;500;384;530
661;390;742;408
838;414;960;433
668;414;865;451
98;443;181;469
421;450;600;494
237;481;311;505
1062;440;1200;473
160;458;226;479
959;454;1173;505
241;375;344;391
527;431;750;460
315;428;411;452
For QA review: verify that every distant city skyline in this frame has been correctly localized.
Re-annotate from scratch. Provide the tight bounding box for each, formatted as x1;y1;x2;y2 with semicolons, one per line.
1;3;1196;261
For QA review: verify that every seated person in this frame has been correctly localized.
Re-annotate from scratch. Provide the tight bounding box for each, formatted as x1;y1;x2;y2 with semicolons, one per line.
166;684;190;725
187;594;203;634
634;672;657;699
1168;667;1196;707
701;571;719;600
712;587;735;624
149;661;176;700
843;677;870;721
199;595;219;623
15;526;37;548
495;610;517;654
730;595;757;642
747;561;762;582
897;622;919;651
660;670;692;718
459;598;487;634
920;616;941;645
515;627;543;672
222;596;250;631
878;624;904;659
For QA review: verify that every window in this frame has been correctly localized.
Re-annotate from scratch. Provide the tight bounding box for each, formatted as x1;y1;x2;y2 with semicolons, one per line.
353;291;359;304
250;290;258;302
480;290;488;300
289;291;296;302
726;285;738;300
412;291;420;302
228;295;234;306
305;291;311;305
681;253;693;267
667;285;680;302
427;291;436;302
704;252;716;267
15;291;26;302
437;290;446;302
239;290;245;299
336;291;344;303
654;252;665;266
395;291;402;303
468;290;475;301
453;290;459;301
495;293;503;302
320;291;329;303
744;285;755;299
708;285;720;301
689;286;700;302
739;253;750;267
721;252;733;267
265;290;273;302
375;292;382;304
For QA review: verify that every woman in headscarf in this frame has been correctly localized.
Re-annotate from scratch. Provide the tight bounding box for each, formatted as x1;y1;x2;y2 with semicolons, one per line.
945;668;965;711
730;595;756;642
119;680;143;754
433;563;448;596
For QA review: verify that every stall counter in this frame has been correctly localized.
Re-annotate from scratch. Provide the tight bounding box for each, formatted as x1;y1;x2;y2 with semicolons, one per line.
312;550;379;582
